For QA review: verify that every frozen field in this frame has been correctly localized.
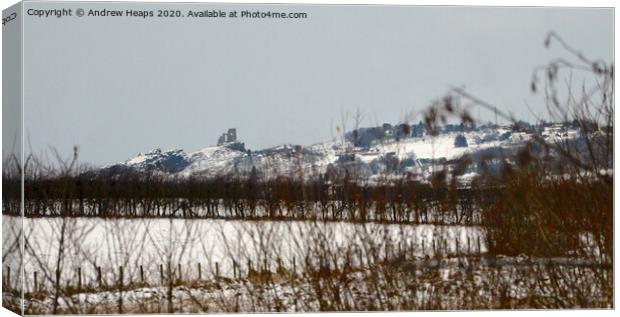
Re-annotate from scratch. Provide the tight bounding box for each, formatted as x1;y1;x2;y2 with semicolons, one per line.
4;216;485;291
3;215;611;313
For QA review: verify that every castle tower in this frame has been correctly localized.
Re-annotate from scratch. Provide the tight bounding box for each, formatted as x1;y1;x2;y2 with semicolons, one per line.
227;128;237;142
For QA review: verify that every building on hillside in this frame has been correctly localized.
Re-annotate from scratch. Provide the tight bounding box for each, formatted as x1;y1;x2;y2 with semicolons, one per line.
217;128;238;145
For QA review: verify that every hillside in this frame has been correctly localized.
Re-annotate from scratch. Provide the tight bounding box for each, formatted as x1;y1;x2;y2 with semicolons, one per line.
96;123;582;182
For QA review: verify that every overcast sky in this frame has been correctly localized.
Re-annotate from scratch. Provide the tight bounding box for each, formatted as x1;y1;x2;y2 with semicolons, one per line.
17;3;613;165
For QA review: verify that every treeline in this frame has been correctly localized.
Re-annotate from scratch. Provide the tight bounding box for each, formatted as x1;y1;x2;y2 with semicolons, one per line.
3;171;486;225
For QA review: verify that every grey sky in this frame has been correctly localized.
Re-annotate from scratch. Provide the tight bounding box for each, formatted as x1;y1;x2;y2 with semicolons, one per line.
18;2;613;165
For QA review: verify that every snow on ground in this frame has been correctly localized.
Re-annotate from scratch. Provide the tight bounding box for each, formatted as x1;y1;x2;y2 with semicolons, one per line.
8;251;611;313
180;146;246;177
365;132;505;161
125;154;149;166
11;216;485;292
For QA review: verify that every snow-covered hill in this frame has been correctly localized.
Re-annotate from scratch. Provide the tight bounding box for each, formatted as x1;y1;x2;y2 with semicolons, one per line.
97;124;581;181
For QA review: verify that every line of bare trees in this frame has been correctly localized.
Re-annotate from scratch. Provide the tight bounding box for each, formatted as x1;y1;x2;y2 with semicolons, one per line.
4;169;489;225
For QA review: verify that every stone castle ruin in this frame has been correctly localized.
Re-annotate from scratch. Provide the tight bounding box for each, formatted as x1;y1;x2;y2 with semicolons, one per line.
217;128;246;152
217;128;237;145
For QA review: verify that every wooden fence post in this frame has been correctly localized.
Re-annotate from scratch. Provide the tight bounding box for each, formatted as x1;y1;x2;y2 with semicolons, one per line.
215;262;219;280
77;267;82;292
160;264;164;285
292;256;296;275
119;266;123;288
358;249;363;267
6;266;10;290
140;265;144;283
232;261;236;279
118;266;124;314
97;266;102;287
345;250;351;269
34;271;38;293
248;259;252;278
178;263;182;283
168;262;173;286
197;262;202;281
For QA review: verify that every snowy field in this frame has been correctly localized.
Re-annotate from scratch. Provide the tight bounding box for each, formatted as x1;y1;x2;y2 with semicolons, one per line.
5;216;485;292
3;215;611;313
